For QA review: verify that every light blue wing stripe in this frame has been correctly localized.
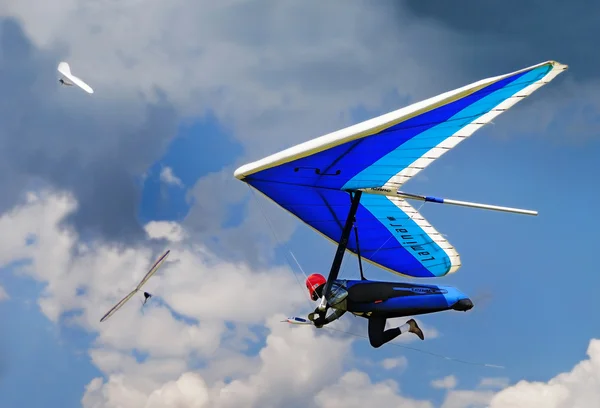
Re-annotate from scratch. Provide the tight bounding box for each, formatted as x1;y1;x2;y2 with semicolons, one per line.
342;65;552;190
359;193;455;277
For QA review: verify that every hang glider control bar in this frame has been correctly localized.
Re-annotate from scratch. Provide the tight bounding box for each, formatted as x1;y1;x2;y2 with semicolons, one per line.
318;190;362;313
359;188;538;216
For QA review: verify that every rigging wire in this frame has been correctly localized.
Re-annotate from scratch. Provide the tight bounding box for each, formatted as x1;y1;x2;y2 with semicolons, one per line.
249;186;313;308
322;325;504;369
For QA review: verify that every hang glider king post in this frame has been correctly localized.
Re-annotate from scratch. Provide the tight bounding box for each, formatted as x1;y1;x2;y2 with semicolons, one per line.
233;60;568;322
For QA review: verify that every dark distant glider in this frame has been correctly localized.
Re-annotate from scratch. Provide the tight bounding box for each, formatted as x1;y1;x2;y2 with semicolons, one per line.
100;249;170;322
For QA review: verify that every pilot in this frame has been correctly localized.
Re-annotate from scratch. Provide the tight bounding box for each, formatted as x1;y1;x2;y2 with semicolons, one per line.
305;273;424;348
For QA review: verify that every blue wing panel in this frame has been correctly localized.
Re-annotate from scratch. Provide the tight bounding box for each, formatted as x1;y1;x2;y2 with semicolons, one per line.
245;64;551;191
249;180;453;278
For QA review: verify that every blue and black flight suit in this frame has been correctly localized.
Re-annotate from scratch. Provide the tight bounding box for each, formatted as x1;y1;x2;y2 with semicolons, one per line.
309;279;473;348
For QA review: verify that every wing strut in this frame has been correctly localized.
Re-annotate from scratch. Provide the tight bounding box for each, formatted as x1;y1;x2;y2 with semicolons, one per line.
318;190;362;312
360;188;538;216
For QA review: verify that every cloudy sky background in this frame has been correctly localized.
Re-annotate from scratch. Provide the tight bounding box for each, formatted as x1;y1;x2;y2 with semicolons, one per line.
1;1;600;407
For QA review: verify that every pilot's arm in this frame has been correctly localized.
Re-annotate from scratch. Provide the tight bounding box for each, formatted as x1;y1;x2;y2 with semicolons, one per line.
308;308;346;328
319;308;346;327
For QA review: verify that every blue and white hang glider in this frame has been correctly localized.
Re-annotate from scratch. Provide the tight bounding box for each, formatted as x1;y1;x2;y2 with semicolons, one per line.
234;61;567;286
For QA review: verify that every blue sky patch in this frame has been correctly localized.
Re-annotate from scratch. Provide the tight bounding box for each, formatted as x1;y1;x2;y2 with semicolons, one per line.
138;114;243;224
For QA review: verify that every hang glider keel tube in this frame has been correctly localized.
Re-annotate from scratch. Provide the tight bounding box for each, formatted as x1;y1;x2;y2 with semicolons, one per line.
361;188;538;216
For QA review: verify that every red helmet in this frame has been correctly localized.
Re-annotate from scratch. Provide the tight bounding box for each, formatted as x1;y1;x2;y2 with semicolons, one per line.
306;273;326;301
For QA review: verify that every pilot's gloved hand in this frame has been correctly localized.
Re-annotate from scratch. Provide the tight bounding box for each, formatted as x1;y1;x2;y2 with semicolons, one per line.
312;317;325;328
308;312;325;328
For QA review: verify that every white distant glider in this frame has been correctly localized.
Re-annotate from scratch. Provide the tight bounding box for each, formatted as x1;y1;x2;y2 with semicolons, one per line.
57;61;94;94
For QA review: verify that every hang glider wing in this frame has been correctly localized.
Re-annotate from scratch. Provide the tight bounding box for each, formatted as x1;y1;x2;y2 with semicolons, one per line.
57;61;94;94
234;61;567;278
100;289;138;322
136;249;170;290
100;249;170;322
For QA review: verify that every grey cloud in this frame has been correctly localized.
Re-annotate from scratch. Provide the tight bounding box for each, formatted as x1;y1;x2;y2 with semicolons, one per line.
402;0;600;81
182;167;300;268
392;1;600;145
0;18;180;243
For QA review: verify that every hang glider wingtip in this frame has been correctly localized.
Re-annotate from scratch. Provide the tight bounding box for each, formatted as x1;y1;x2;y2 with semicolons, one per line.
432;260;461;278
448;263;461;275
549;60;568;70
234;166;249;180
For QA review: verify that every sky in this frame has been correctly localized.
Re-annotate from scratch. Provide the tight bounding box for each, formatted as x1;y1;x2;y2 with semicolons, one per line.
0;1;599;407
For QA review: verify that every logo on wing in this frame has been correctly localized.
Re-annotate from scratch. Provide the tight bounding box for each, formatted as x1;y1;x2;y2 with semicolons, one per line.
386;216;436;264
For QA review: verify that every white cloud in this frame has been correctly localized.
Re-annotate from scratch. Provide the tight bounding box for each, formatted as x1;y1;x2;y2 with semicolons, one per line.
441;389;495;408
81;315;356;408
432;375;458;390
82;375;150;408
0;189;439;407
381;357;408;371
488;339;600;407
478;377;510;390
159;167;184;188
315;371;433;408
145;372;210;408
437;338;600;408
144;221;186;242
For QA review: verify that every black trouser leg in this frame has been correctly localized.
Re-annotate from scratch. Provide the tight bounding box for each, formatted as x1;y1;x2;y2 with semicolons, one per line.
368;316;401;348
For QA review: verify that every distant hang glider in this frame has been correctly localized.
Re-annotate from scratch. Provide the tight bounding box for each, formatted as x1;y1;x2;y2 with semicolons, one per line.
234;61;567;289
57;61;94;94
100;249;170;323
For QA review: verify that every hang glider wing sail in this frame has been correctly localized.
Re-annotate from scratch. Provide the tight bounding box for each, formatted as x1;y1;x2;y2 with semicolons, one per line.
136;249;170;290
57;61;94;94
99;288;138;323
100;249;170;322
234;61;567;278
